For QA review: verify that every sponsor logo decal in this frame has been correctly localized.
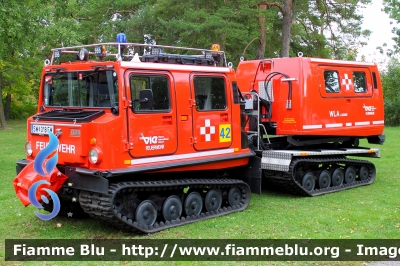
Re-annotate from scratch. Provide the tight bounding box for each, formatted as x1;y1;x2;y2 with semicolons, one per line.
139;133;168;150
363;104;376;116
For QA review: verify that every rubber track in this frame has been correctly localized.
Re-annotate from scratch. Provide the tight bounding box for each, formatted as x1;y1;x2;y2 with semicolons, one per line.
264;157;376;196
79;179;251;233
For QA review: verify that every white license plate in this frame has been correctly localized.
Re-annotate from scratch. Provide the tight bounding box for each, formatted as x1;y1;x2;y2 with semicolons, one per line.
31;124;54;135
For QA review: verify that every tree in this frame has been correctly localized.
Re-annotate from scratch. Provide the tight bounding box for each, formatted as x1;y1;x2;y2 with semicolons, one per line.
0;0;143;128
0;68;7;129
251;0;294;59
135;0;370;61
0;0;374;128
0;0;46;129
281;0;294;57
285;0;371;59
383;0;400;54
49;0;142;44
127;0;259;64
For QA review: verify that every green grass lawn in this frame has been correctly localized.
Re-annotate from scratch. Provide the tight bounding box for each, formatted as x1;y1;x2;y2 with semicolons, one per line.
1;120;399;265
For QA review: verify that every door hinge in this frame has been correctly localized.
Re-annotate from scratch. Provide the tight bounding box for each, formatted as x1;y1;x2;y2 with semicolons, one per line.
190;137;197;144
122;97;132;109
189;99;196;108
124;141;133;151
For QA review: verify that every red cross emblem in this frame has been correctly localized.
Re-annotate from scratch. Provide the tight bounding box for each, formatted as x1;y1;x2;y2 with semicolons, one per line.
342;73;352;91
200;119;215;142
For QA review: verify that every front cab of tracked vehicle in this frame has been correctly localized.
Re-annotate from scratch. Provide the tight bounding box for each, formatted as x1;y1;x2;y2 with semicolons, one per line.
13;41;253;232
16;45;252;195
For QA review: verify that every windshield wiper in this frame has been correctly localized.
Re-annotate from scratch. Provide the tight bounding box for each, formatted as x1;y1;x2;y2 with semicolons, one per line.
50;67;66;81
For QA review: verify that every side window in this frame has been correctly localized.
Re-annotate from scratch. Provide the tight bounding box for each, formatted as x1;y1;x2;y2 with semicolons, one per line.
130;75;170;111
194;76;226;110
353;72;367;93
324;70;340;93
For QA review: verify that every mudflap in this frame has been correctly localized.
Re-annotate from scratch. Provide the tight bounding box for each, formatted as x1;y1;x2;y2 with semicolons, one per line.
242;156;262;194
13;161;68;207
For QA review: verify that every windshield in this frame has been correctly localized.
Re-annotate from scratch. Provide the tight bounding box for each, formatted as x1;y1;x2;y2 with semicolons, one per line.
43;70;118;107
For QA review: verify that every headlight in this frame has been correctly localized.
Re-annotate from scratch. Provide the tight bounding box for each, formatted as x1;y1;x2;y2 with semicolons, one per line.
79;48;89;61
25;142;33;156
88;148;102;164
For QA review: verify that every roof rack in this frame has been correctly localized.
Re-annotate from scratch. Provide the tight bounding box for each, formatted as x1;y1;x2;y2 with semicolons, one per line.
48;42;227;67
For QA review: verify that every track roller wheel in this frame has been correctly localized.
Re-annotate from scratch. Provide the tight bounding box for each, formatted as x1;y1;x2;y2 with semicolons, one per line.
205;189;222;212
113;192;124;212
113;190;136;219
344;166;356;184
184;192;203;216
135;200;157;226
359;166;369;180
331;167;344;187
162;195;182;221
228;187;242;207
302;172;315;191
318;170;331;189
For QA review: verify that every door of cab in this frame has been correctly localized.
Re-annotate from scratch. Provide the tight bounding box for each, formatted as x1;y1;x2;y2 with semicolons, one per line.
126;70;177;158
191;74;232;151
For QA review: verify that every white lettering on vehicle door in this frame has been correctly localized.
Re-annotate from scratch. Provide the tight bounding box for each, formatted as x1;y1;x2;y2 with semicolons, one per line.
35;141;76;154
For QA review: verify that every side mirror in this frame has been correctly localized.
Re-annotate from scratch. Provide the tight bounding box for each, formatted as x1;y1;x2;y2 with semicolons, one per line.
138;89;153;110
111;105;119;116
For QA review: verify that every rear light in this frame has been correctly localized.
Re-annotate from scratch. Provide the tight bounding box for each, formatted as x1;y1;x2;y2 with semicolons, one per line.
88;147;103;164
25;142;33;156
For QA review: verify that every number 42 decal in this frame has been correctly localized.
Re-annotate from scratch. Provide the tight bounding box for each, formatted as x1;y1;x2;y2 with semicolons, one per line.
219;124;231;143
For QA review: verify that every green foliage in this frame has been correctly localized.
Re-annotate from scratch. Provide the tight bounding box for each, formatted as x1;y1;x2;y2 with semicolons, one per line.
5;100;36;120
0;0;378;123
0;0;49;126
129;0;256;64
122;0;372;64
383;0;400;53
291;0;371;59
0;0;143;124
381;58;400;126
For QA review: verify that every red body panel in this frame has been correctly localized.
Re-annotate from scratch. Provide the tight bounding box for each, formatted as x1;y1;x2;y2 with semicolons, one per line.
13;161;67;206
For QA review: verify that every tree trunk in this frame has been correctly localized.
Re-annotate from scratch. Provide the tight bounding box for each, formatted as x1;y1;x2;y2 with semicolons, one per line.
5;93;11;120
255;4;267;59
280;0;294;57
0;72;9;129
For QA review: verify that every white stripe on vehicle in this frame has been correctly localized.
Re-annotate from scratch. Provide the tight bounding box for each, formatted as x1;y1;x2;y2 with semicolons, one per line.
355;121;370;126
326;123;343;128
303;125;323;129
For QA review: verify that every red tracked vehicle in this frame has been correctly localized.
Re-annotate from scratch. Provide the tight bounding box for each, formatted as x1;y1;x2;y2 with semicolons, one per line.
13;36;384;232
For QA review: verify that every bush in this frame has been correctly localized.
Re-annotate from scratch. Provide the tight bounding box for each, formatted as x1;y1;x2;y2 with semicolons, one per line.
384;99;400;126
381;58;400;126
